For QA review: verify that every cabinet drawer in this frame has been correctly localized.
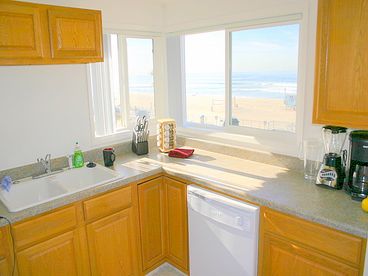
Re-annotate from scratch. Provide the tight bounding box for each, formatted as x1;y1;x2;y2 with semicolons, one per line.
13;205;78;249
262;208;364;266
84;185;132;221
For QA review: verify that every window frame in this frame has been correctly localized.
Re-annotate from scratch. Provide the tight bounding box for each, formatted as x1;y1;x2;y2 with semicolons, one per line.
179;14;307;156
87;29;164;146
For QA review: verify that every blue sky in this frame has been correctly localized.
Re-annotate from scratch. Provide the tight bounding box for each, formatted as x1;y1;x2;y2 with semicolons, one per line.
185;24;300;74
232;24;299;73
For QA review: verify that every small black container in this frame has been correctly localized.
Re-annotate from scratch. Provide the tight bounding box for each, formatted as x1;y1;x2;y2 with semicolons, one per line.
132;141;148;155
103;148;116;167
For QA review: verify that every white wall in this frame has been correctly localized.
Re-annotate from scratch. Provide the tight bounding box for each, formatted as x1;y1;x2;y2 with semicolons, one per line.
0;65;92;169
22;0;165;31
0;0;165;170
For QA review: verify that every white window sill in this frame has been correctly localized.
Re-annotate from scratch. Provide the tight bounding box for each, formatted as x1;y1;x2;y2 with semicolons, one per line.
177;126;300;157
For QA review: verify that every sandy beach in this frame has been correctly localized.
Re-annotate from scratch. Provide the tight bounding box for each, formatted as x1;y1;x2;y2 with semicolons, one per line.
127;93;296;132
186;95;296;132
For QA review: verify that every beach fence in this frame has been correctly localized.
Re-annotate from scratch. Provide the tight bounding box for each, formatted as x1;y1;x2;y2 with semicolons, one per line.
211;97;224;112
239;119;296;132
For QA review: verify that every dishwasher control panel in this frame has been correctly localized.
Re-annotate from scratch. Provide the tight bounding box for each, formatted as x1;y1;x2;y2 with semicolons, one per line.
188;186;258;233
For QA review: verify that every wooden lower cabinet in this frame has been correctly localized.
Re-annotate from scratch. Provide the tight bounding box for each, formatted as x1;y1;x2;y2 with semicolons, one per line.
262;233;359;276
138;177;167;271
86;208;139;276
17;229;89;276
259;208;366;276
0;226;12;276
164;177;188;272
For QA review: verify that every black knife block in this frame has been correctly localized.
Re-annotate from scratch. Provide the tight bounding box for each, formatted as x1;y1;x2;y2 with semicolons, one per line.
132;140;148;155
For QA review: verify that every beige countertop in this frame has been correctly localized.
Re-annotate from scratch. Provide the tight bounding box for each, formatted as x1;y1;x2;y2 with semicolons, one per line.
1;149;367;238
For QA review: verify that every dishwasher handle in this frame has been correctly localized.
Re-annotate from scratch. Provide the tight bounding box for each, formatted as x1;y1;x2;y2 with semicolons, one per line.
187;190;212;202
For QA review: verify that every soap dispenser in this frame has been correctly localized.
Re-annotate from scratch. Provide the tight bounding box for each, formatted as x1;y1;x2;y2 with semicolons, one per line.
73;142;84;168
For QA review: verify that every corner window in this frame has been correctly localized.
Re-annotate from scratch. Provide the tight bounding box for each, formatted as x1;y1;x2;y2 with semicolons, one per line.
88;33;155;139
183;23;300;133
184;31;225;126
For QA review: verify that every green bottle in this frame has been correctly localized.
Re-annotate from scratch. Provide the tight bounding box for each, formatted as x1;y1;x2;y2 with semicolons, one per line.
73;142;84;168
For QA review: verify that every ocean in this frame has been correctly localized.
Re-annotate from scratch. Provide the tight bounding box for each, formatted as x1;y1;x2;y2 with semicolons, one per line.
129;72;297;100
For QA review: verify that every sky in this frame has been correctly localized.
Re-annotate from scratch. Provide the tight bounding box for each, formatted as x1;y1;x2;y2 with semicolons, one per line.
126;38;154;75
185;24;300;75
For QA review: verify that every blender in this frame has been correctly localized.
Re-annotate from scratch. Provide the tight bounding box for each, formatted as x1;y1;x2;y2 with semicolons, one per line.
316;126;347;189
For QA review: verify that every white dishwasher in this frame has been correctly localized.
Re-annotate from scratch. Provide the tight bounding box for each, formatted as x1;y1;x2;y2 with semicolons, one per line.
187;185;259;276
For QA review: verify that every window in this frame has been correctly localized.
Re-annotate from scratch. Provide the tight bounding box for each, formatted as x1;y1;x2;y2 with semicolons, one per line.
127;38;155;119
88;33;155;139
183;23;300;133
230;24;299;132
184;31;225;126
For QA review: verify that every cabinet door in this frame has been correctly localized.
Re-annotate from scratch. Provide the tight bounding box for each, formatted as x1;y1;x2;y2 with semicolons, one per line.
0;226;12;276
48;7;103;61
138;177;166;271
0;3;44;60
17;229;89;276
86;208;139;276
164;177;188;271
313;0;368;128
261;234;359;276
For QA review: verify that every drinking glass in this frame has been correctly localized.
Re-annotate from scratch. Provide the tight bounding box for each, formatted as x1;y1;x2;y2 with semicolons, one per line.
303;139;323;181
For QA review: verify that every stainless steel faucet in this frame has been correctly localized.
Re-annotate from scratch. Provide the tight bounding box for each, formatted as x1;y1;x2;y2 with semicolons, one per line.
37;154;51;174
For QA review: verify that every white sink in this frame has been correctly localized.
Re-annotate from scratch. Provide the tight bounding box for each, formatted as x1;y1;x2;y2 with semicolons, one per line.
0;164;122;212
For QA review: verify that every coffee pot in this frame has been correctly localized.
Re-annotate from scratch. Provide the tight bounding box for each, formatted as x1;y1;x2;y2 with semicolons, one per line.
346;130;368;200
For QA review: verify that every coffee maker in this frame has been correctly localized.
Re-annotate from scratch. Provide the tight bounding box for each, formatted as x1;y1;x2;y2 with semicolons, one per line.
316;126;347;189
346;130;368;200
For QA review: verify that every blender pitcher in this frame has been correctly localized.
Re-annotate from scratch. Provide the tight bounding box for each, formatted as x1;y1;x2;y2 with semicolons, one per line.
316;126;347;189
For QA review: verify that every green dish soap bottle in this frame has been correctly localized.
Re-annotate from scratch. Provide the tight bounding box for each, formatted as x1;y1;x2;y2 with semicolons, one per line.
73;142;84;168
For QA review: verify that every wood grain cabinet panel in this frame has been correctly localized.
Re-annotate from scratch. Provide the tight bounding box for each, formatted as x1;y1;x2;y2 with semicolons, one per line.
12;205;78;250
48;7;103;61
164;177;188;271
86;208;139;276
138;177;166;271
261;234;359;276
0;3;44;60
0;226;12;276
262;208;364;266
259;208;366;276
17;229;89;276
0;1;103;65
83;185;132;222
313;0;368;128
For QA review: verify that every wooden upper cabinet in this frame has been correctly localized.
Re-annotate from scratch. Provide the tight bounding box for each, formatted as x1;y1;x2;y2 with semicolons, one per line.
0;3;44;61
48;7;103;61
313;0;368;128
0;1;103;65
